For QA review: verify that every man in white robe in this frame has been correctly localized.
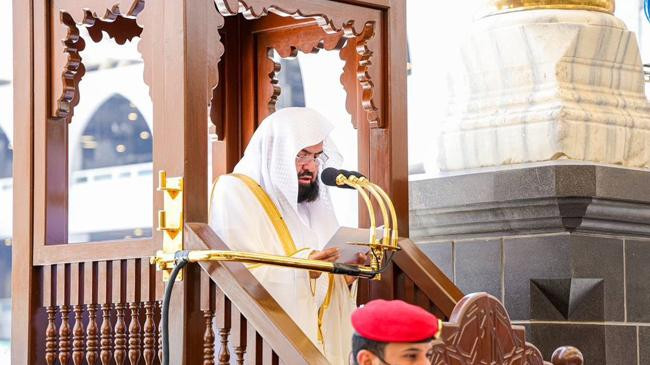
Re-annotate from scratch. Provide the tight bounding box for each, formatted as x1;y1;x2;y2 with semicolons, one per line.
209;107;362;364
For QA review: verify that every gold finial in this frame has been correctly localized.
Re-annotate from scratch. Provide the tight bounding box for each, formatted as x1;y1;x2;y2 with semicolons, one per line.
481;0;614;17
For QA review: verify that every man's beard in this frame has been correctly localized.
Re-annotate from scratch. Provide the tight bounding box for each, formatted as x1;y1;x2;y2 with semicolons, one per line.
297;172;319;203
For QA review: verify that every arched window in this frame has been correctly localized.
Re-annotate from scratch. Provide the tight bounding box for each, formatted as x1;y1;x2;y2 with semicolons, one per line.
77;93;152;170
0;128;12;179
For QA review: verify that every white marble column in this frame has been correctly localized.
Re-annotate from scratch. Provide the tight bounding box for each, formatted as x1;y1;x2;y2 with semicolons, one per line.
438;9;650;170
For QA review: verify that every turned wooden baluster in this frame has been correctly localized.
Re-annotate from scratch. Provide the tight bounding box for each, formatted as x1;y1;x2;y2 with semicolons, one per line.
141;261;156;365
99;261;113;365
216;291;231;365
143;301;156;365
231;307;247;365
203;309;216;364
46;305;58;365
58;264;71;365
156;267;165;364
114;302;127;364
85;262;99;365
113;260;127;365
44;265;58;365
71;263;85;365
58;307;71;362
157;300;163;364
200;272;215;365
127;259;141;365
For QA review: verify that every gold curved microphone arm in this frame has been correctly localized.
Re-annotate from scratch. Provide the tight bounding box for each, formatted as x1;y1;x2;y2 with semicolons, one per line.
365;182;398;248
348;176;391;247
151;249;378;279
335;175;378;246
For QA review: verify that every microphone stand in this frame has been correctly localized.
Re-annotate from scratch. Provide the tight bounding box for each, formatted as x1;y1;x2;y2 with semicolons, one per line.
151;170;400;365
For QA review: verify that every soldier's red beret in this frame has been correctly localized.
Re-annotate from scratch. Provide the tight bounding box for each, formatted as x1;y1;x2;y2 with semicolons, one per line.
351;299;441;343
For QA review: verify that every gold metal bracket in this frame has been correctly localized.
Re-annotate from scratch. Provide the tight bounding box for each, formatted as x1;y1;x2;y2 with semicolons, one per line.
155;170;184;281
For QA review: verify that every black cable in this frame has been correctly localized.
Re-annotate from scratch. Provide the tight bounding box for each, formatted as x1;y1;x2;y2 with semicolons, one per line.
161;251;190;365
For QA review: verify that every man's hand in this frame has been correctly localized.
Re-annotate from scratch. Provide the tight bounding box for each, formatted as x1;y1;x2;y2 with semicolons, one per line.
345;252;369;285
308;248;340;279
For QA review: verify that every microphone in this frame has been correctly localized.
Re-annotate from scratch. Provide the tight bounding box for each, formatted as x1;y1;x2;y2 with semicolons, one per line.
332;263;377;279
321;168;366;189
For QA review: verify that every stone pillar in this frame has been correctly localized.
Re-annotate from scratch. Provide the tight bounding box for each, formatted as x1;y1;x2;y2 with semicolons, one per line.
438;9;650;171
412;2;650;364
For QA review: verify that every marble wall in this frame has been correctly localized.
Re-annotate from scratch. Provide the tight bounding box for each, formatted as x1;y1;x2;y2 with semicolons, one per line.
438;10;650;171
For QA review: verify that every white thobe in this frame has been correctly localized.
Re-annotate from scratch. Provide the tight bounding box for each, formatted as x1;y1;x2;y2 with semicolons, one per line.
209;175;357;364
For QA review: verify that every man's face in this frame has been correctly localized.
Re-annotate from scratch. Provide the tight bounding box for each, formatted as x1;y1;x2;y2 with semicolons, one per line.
296;142;324;203
355;341;433;365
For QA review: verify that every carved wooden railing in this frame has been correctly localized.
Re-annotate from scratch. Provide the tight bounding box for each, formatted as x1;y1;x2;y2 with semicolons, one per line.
184;222;469;364
432;292;584;365
37;259;163;365
33;227;583;365
185;222;329;365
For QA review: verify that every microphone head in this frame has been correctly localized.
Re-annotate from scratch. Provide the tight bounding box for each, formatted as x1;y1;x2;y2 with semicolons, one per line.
321;167;344;187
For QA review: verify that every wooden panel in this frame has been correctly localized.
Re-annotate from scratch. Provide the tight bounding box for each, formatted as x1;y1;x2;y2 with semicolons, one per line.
34;239;157;265
11;0;35;360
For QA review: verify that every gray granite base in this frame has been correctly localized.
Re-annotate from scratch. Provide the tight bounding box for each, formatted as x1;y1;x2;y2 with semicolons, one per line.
410;163;650;365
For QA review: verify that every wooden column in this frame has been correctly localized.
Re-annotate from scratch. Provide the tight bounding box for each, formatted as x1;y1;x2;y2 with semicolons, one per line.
137;0;222;362
11;0;35;362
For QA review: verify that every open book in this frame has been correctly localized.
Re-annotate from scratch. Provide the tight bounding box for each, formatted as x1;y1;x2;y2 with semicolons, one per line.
323;226;383;263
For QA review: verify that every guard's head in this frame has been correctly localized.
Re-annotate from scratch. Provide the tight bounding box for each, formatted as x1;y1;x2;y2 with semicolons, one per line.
295;141;326;203
350;300;441;365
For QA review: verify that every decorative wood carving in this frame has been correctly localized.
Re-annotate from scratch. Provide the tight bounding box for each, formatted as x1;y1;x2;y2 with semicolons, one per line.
262;25;346;114
128;302;141;365
349;23;380;127
57;0;145;26
217;292;231;365
217;0;369;35
114;303;127;364
86;13;142;45
551;346;584;365
56;2;144;123
214;0;384;128
57;12;86;123
72;304;85;365
58;305;72;364
339;22;380;128
143;301;156;365
431;292;549;365
86;304;100;365
203;309;216;365
99;304;112;365
218;327;231;365
45;306;58;365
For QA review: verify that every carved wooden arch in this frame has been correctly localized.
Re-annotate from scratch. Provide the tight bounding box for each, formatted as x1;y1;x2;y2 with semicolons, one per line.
213;0;383;129
261;24;348;115
56;1;144;123
431;292;549;365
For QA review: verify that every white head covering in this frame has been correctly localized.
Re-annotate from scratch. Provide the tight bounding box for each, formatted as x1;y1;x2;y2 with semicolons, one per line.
233;107;342;246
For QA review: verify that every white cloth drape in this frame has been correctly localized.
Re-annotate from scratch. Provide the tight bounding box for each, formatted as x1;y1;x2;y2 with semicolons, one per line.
209;107;357;364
